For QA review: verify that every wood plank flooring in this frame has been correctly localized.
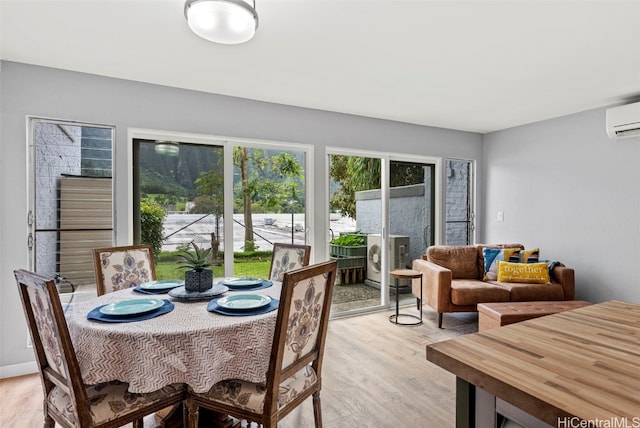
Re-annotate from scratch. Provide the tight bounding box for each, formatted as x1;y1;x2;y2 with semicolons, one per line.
0;307;477;428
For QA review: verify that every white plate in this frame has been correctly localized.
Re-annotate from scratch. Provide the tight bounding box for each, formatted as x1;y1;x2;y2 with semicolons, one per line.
99;299;164;316
216;294;272;310
139;279;184;290
220;277;263;287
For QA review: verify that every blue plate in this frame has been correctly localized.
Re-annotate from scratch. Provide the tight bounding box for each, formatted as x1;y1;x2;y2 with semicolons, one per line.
99;298;164;316
220;277;264;287
139;279;184;290
216;294;272;310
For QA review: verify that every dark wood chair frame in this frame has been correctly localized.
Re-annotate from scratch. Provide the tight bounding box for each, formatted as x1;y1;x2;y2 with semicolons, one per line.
186;260;337;428
14;269;186;428
92;244;157;296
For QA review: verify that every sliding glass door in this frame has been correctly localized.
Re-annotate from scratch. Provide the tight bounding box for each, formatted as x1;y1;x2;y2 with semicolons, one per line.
389;160;436;306
328;151;439;315
328;154;383;313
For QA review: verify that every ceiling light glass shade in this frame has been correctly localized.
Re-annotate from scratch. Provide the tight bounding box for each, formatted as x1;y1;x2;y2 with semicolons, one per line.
155;142;180;156
184;0;258;45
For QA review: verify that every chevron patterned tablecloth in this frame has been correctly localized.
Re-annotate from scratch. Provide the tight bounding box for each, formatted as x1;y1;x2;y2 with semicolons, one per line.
67;284;281;394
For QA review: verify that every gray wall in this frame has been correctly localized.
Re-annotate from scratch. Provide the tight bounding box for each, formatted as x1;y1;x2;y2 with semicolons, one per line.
482;107;640;304
0;61;483;375
355;184;426;263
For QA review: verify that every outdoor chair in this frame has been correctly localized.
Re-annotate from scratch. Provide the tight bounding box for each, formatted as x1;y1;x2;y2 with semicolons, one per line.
13;269;186;428
269;243;311;282
186;260;337;428
93;244;156;296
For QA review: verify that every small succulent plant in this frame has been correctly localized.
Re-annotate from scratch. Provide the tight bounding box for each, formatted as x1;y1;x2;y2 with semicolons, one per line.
177;242;214;271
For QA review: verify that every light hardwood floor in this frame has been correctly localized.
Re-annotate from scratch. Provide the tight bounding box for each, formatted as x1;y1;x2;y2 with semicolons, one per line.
0;307;477;428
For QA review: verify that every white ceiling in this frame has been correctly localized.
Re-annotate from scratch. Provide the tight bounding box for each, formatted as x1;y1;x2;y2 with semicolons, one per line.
1;0;640;133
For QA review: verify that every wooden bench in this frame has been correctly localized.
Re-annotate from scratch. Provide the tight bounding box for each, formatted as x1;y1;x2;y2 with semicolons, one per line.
477;300;591;331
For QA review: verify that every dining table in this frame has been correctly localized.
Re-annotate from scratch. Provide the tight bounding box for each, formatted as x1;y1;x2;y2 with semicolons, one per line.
66;279;282;397
426;300;640;428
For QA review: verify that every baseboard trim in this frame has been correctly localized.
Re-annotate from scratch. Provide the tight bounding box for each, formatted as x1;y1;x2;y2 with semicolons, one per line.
0;361;38;379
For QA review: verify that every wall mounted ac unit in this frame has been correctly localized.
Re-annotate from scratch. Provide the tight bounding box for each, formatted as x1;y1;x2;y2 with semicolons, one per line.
366;234;410;283
606;101;640;140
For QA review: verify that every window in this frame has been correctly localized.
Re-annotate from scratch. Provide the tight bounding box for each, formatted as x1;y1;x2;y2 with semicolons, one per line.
29;118;114;297
131;131;310;280
445;159;474;245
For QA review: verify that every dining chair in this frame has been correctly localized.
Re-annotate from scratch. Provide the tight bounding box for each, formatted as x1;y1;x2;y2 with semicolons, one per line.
186;260;338;428
268;243;311;282
93;244;156;296
13;269;186;428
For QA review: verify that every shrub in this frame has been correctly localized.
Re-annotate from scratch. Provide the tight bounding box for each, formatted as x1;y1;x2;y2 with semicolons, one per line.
141;199;166;258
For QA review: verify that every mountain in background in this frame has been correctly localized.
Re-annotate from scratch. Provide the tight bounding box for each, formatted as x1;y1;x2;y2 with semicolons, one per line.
137;141;305;203
138;141;222;198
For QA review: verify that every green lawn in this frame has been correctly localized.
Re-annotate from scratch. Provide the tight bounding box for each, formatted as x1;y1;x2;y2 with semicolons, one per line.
155;253;271;280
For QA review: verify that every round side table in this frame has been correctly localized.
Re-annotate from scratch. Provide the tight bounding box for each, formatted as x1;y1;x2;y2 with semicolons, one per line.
389;269;423;326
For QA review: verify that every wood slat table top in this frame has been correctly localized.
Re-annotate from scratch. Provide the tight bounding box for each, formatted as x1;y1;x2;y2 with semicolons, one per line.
477;300;592;318
427;300;640;425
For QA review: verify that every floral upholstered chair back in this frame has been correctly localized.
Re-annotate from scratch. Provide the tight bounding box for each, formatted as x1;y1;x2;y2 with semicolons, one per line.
14;270;82;417
269;243;311;282
93;245;156;296
265;260;336;413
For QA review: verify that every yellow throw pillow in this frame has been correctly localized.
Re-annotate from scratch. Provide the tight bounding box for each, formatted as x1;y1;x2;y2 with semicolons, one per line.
497;261;550;284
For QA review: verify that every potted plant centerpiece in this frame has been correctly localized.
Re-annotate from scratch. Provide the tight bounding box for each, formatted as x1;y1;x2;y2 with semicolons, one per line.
177;242;215;292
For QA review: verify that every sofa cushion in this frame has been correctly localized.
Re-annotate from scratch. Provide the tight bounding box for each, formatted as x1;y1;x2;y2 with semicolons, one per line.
497;261;550;284
493;281;566;301
427;246;479;279
450;279;511;306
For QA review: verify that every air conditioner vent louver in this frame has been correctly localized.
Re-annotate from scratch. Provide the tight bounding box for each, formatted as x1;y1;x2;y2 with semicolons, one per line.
606;102;640;140
366;234;410;283
368;244;381;273
614;128;640;138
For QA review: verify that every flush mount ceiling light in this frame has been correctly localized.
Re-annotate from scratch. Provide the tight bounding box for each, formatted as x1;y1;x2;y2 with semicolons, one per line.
155;141;180;156
184;0;258;45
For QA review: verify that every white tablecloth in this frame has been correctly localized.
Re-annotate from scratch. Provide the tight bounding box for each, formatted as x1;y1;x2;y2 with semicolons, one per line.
67;283;281;393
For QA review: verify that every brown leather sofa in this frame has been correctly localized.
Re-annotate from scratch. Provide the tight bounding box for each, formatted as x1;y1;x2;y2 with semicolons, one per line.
411;244;575;328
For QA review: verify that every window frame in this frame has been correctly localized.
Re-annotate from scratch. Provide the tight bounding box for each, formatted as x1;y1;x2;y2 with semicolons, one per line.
127;128;314;277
